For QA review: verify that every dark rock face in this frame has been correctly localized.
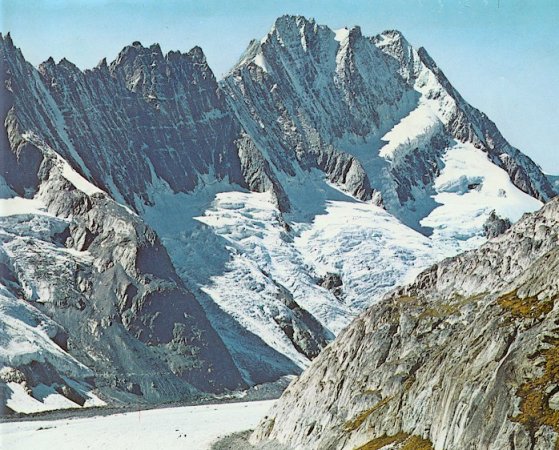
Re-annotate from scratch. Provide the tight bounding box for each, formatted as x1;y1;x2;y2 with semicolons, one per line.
0;147;246;403
2;33;247;209
547;174;559;194
318;273;343;300
483;210;512;239
235;133;291;211
1;34;247;404
251;198;559;449
271;282;333;360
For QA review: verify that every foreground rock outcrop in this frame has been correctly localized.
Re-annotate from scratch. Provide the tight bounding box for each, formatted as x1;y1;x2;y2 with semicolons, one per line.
251;196;559;449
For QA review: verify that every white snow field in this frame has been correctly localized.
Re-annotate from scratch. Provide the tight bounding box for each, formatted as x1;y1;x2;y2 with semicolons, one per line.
139;169;447;373
421;141;543;251
0;400;275;450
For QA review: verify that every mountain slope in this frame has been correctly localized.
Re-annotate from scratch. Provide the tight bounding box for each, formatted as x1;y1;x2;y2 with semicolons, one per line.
0;135;247;412
222;16;553;244
548;174;559;193
0;31;330;400
0;28;440;389
250;196;559;449
1;36;248;410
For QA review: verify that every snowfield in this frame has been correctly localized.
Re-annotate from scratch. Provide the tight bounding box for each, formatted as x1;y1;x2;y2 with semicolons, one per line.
421;142;543;251
139;170;450;375
0;400;275;450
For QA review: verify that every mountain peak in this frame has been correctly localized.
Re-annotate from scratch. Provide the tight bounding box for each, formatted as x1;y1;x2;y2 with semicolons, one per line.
273;14;316;30
187;45;207;64
0;31;13;46
112;40;161;66
0;32;24;60
58;57;78;70
111;40;210;72
373;29;412;55
378;28;406;40
266;14;321;45
37;55;80;75
96;57;108;69
43;56;55;66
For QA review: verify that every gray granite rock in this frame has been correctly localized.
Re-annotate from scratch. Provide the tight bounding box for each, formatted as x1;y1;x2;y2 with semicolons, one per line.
251;197;559;449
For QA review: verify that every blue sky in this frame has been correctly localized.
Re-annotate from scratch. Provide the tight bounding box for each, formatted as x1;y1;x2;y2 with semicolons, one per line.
2;0;558;173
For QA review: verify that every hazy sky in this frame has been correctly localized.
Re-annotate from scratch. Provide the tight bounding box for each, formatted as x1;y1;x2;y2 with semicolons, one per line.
2;0;558;173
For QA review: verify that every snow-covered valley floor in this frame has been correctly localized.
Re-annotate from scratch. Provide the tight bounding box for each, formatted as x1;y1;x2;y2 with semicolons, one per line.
0;400;275;450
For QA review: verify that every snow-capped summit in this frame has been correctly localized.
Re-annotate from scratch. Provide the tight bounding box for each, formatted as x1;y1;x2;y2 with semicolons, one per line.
223;15;554;241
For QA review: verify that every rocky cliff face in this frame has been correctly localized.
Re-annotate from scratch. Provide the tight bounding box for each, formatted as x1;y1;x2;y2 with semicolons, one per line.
251;196;559;449
2;33;248;207
1;36;248;410
222;16;554;237
548;175;559;194
0;134;247;411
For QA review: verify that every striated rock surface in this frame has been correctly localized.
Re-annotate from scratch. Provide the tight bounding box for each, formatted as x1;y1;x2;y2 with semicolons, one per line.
251;196;559;449
548;175;559;194
1;34;248;406
3;35;245;206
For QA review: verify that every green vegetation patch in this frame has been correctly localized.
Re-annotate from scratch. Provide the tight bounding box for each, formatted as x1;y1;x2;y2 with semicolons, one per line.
344;396;394;431
350;375;416;432
396;295;420;306
355;432;408;450
497;290;553;319
401;435;435;450
355;432;433;450
513;335;559;449
419;292;486;319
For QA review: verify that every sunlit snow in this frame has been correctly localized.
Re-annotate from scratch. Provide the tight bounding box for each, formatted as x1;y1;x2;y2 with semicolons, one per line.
334;27;350;42
253;53;269;73
294;199;444;311
59;158;103;196
0;198;50;217
421;142;543;250
379;103;442;161
0;400;275;450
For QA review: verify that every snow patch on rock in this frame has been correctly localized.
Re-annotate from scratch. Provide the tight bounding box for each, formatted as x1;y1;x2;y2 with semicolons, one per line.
421;142;543;251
